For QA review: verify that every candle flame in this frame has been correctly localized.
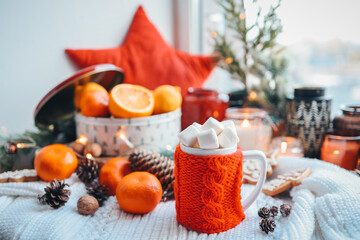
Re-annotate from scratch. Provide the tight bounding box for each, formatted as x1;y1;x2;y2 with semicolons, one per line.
86;153;93;159
76;135;88;145
241;119;250;128
280;142;287;153
333;150;340;155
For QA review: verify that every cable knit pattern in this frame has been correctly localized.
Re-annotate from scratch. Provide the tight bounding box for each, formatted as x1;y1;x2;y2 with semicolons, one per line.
174;146;245;233
0;157;360;239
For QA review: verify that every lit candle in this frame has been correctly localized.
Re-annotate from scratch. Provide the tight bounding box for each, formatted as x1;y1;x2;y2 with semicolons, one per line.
235;118;272;152
270;137;304;158
321;136;359;170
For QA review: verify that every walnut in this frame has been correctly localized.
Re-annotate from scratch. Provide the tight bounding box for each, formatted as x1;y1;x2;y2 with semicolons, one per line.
70;142;85;155
77;195;99;215
83;143;102;157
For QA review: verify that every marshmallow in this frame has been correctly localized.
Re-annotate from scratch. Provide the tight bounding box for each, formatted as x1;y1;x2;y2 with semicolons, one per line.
218;127;239;148
197;129;219;149
221;120;239;142
178;125;200;147
192;122;202;130
200;117;224;135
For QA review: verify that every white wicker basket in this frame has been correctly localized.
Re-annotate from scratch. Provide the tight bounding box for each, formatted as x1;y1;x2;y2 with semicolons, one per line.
75;109;181;156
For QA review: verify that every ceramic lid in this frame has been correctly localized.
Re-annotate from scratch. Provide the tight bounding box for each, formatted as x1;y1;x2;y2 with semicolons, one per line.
34;64;124;132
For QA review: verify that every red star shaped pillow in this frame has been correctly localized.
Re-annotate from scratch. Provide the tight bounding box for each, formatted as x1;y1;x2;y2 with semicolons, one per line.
66;6;216;95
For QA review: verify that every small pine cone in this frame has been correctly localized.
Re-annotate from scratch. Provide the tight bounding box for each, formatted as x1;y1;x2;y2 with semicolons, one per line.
280;204;292;217
259;218;276;234
128;150;175;200
76;159;100;184
86;184;109;206
258;207;270;219
38;179;71;209
270;206;278;217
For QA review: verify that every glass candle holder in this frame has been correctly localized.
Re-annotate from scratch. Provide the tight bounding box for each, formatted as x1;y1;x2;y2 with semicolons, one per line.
270;137;304;158
181;88;229;129
333;105;360;136
226;108;273;152
320;132;360;170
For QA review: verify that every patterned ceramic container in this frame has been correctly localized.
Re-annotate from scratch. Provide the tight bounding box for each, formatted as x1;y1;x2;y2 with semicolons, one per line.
286;87;331;158
75;109;181;156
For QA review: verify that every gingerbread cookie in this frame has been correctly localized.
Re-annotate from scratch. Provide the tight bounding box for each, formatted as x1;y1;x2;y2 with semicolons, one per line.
262;168;312;196
242;150;279;184
0;169;39;183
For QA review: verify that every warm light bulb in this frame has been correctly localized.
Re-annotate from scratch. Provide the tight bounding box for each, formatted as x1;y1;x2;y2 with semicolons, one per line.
211;31;217;38
239;13;246;19
241;119;250;128
166;144;172;151
16;143;24;149
86;153;93;159
280;142;287;153
77;135;88;145
225;57;233;64
119;134;126;140
333;150;340;155
249;91;257;101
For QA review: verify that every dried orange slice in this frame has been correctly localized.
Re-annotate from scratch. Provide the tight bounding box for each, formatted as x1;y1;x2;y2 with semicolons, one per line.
109;84;154;118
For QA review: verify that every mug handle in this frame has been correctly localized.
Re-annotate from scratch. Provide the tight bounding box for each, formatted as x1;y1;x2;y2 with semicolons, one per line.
241;150;267;211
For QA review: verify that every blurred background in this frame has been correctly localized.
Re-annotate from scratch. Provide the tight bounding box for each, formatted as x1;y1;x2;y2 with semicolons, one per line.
1;0;359;132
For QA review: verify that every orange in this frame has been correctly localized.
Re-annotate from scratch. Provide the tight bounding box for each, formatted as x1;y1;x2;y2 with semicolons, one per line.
34;144;78;181
153;85;182;114
74;82;107;109
99;158;132;195
80;90;110;117
116;172;162;214
109;84;154;118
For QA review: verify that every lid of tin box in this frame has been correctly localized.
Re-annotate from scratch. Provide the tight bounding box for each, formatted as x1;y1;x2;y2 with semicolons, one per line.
34;64;124;132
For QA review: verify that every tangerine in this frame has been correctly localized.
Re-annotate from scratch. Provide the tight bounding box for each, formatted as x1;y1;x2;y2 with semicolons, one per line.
74;82;107;109
34;144;78;181
80;90;110;117
116;172;162;214
109;84;154;118
153;85;182;114
99;158;132;195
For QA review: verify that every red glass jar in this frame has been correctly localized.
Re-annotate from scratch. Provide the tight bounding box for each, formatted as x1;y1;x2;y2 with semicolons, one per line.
181;88;229;129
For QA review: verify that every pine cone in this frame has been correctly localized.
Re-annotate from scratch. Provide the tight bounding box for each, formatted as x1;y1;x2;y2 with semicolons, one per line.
86;184;109;206
76;159;100;184
280;204;292;217
38;179;71;209
258;207;270;219
270;206;278;217
260;218;276;234
128;150;174;200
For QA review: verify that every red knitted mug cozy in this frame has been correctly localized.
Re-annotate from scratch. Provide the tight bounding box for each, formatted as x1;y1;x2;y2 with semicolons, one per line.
174;145;245;233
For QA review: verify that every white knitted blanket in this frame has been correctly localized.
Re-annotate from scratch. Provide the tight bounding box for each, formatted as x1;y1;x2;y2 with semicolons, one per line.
0;157;359;240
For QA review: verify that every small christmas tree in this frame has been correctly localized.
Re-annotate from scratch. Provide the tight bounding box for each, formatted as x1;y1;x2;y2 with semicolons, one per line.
213;0;288;119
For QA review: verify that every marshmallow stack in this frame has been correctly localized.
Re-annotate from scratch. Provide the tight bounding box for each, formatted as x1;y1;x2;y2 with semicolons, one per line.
178;117;240;150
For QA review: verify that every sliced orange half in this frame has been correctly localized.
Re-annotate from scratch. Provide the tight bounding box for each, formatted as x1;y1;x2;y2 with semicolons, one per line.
109;84;154;118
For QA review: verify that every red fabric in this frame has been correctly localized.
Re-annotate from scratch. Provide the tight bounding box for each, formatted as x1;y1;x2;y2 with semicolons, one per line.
66;6;215;95
174;146;245;233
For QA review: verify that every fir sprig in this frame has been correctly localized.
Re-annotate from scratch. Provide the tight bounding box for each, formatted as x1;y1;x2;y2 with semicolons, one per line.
214;0;288;119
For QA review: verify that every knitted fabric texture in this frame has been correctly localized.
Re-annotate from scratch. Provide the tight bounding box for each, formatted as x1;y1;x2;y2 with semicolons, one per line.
174;146;245;233
1;157;360;239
